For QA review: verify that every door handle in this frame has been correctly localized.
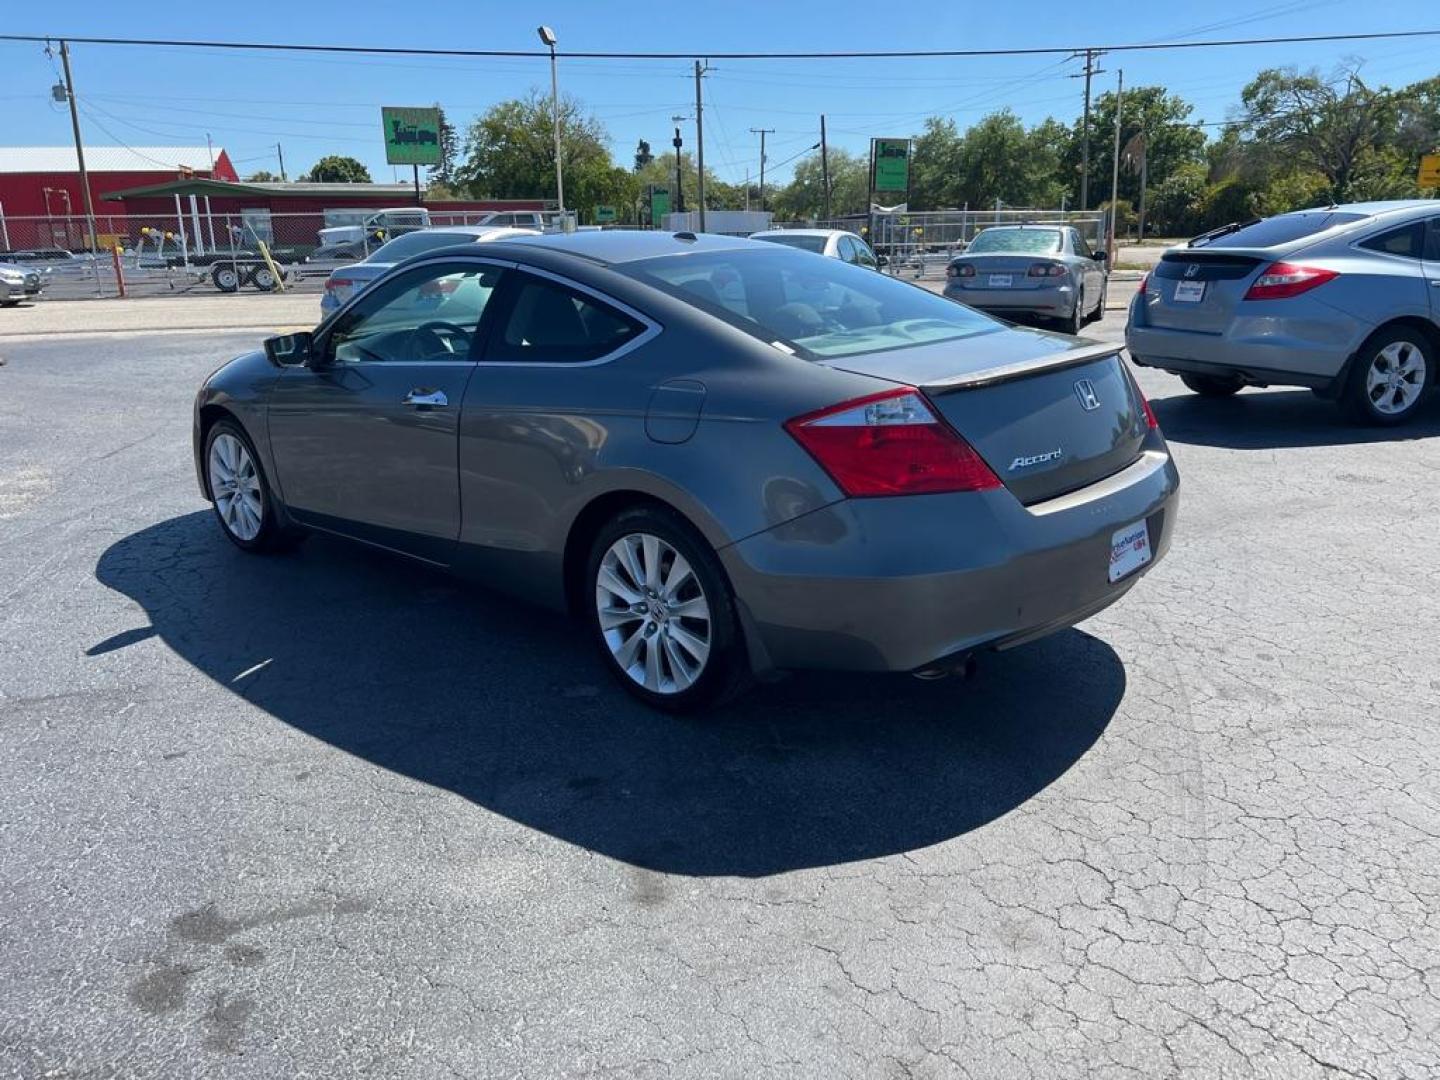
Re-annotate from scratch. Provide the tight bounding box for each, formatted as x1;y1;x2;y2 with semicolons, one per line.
403;388;448;408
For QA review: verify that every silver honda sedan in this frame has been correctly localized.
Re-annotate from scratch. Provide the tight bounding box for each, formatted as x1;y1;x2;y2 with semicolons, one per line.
943;225;1110;334
1127;201;1440;425
194;232;1178;711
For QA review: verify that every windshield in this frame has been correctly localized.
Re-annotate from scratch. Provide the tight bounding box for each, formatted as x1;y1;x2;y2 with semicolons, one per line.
1195;211;1367;249
753;233;828;254
966;228;1062;254
369;231;476;263
621;247;997;359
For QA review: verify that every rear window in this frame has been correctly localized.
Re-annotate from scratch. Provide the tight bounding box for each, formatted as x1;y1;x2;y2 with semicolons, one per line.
1196;211;1366;249
966;228;1061;254
370;231;477;262
753;233;828;254
621;247;996;360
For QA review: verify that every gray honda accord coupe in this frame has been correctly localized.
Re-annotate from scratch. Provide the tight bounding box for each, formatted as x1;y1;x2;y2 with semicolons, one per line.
193;231;1178;710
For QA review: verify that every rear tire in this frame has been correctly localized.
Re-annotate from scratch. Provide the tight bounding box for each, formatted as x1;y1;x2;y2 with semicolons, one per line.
249;265;278;292
1339;327;1432;426
1062;291;1084;335
1181;373;1244;398
585;506;750;713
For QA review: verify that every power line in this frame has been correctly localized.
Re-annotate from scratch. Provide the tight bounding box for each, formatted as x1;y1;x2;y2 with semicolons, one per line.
3;29;1439;61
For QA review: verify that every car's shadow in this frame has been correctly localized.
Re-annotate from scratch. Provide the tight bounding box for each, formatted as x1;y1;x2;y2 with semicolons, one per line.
1151;389;1440;450
95;512;1127;877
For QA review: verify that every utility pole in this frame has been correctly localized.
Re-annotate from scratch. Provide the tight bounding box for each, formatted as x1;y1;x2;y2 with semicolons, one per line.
750;128;775;212
671;116;686;214
1069;48;1106;210
1108;69;1124;258
56;40;98;255
694;60;709;232
275;143;287;182
820;114;831;220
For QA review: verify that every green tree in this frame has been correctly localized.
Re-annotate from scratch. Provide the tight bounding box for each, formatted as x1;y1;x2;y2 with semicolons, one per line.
1148;161;1209;236
244;169;278;182
428;104;460;188
303;156;372;183
771;148;869;219
633;152;744;213
909;117;963;209
634;139;654;172
1067;86;1206;210
1236;66;1398;202
457;90;633;213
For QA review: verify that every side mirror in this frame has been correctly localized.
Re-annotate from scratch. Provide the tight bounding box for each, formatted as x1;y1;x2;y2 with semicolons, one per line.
876;254;890;267
1092;250;1109;263
264;331;315;368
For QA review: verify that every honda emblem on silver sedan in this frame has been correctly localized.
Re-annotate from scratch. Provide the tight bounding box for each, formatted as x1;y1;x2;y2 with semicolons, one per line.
1184;264;1201;278
1074;379;1101;411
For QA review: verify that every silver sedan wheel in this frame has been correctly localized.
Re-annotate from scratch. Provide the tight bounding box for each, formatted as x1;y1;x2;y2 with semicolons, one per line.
595;533;712;695
208;433;264;541
1366;340;1427;416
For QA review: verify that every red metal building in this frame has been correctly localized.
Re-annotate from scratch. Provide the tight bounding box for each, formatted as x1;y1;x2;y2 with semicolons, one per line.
0;145;237;218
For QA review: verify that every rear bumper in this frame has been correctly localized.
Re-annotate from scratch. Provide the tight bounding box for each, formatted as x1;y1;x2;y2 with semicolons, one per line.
721;446;1179;674
1125;294;1359;387
944;282;1075;317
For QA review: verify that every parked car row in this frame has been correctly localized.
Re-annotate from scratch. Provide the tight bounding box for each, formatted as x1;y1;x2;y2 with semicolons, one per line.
0;260;46;306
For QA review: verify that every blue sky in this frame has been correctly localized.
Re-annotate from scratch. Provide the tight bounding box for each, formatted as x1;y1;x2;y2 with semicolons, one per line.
3;0;1437;188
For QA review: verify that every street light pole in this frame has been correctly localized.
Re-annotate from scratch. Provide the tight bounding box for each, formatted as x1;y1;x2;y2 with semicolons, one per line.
750;128;774;212
538;26;564;221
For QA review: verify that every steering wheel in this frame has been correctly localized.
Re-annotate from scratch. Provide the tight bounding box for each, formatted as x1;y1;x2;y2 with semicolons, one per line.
409;320;471;360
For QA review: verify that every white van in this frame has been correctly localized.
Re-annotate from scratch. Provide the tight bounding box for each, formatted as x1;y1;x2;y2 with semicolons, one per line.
316;208;431;248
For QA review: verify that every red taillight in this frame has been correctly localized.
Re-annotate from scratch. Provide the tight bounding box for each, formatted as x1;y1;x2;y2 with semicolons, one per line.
1243;262;1338;301
1122;365;1160;430
784;388;1001;497
326;277;354;291
946;263;975;279
1137;272;1149;297
1028;262;1067;278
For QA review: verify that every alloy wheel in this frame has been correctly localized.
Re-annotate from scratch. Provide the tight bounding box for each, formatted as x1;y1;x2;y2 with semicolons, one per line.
1366;340;1427;416
595;532;712;695
208;433;264;541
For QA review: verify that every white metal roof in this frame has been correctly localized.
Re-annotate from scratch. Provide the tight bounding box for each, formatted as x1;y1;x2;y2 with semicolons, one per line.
0;146;223;174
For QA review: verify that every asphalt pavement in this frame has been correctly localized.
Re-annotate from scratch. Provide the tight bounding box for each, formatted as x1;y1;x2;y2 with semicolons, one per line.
1;306;1438;1079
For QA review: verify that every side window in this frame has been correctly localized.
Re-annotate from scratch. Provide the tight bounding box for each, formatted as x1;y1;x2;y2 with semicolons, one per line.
1358;223;1425;259
1072;230;1093;258
853;239;879;268
490;274;644;363
1427;218;1440;261
327;263;503;364
836;236;858;263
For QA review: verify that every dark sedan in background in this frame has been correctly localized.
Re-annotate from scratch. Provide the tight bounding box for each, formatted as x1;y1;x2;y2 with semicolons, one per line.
193;232;1177;710
944;225;1109;334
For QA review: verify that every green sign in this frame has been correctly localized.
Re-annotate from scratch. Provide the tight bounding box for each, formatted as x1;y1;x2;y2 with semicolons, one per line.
649;187;671;227
871;138;911;193
382;106;442;166
594;205;617;224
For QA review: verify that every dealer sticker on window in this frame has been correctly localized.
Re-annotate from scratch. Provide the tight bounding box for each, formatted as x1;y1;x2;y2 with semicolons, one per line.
1109;521;1152;583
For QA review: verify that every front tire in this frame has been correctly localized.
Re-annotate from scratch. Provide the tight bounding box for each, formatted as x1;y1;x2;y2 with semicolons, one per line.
1181;373;1244;398
211;264;241;293
585;506;749;712
1340;327;1432;426
203;420;300;553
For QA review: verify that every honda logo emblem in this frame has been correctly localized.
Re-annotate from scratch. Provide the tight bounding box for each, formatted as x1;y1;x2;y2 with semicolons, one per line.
1184;263;1201;278
1074;379;1101;411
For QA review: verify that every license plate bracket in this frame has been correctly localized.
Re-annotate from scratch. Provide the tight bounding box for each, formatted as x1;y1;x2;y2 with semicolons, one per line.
1109;520;1152;583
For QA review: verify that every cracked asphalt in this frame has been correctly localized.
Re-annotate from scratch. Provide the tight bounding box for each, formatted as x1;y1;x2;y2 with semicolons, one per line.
2;303;1438;1079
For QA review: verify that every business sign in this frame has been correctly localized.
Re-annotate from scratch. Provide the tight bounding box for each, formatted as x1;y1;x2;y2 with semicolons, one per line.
1420;153;1440;188
594;205;617;224
649;187;671;227
870;138;912;193
382;106;442;166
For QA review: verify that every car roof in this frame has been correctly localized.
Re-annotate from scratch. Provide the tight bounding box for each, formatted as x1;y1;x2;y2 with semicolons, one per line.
1313;200;1436;217
422;225;535;237
494;230;762;265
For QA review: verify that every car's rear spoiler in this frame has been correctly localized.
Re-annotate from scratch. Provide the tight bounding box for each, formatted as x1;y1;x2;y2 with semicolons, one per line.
922;342;1121;393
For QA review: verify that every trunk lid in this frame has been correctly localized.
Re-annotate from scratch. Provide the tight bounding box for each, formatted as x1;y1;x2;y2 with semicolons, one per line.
824;328;1149;505
325;262;391;306
950;254;1062;292
1142;249;1266;334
